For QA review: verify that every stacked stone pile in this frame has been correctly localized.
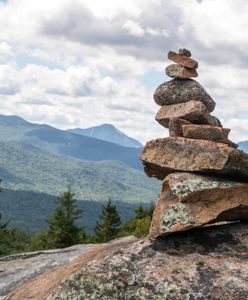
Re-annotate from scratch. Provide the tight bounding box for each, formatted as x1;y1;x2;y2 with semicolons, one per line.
140;49;248;237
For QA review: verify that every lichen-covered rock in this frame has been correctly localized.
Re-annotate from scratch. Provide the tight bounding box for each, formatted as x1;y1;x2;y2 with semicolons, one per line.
140;137;248;181
150;172;248;236
155;100;221;128
48;223;248;300
4;237;137;300
154;79;215;112
166;64;198;78
168;51;198;69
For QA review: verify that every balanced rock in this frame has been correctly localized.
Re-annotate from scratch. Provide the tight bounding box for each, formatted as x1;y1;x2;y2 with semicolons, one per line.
168;51;198;69
168;118;191;137
178;48;191;57
154;79;215;112
150;172;248;236
140;137;248;181
166;64;198;79
155;100;221;128
182;124;237;147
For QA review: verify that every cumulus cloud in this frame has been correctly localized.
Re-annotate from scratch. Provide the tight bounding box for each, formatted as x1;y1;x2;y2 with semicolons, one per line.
123;20;145;37
0;0;247;143
0;64;20;94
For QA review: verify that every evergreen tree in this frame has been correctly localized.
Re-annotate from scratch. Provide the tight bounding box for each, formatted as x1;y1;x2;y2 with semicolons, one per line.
94;197;121;242
0;182;30;256
121;204;154;238
0;227;30;256
45;186;86;249
0;212;8;230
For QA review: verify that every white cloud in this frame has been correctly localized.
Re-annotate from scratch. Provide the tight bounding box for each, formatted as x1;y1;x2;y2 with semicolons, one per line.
123;20;145;37
0;42;12;56
0;0;247;143
146;27;169;37
0;64;20;94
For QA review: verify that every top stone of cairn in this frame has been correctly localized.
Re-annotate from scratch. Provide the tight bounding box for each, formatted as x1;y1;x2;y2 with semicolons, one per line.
178;48;191;57
168;50;198;69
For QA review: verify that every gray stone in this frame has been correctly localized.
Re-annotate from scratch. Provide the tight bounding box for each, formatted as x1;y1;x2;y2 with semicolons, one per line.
178;48;191;57
154;79;215;112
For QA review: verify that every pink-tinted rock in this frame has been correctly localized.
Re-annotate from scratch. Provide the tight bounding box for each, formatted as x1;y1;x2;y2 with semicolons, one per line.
168;51;198;69
155;100;221;128
182;124;237;148
166;64;198;79
48;223;248;300
140;137;248;181
154;79;215;112
150;172;248;236
169;118;191;137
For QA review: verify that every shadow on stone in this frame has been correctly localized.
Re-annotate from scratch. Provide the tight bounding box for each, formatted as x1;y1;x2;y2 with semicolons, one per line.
152;222;248;256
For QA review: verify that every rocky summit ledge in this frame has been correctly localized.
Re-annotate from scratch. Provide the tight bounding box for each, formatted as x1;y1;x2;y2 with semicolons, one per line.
0;244;95;298
3;226;248;299
4;237;137;300
47;223;248;300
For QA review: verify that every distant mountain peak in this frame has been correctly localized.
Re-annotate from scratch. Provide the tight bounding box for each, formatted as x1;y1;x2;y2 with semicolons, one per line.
238;140;248;153
0;113;143;170
67;124;143;148
100;123;115;128
0;114;29;126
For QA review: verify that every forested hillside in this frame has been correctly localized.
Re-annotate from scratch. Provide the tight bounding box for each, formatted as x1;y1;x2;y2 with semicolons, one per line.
0;114;142;170
0;189;147;234
0;141;159;202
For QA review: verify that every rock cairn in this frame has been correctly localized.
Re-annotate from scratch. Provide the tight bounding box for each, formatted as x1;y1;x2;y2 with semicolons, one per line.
140;49;248;237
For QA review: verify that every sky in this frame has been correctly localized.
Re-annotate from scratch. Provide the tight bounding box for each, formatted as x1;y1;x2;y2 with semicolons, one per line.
0;0;248;143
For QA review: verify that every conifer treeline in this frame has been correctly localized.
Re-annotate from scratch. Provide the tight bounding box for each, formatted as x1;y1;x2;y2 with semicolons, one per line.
0;186;154;256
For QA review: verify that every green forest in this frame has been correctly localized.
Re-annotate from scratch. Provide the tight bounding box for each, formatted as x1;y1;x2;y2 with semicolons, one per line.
0;185;154;256
0;141;159;202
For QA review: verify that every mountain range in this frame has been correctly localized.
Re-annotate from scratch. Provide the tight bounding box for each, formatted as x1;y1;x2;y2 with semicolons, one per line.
238;141;248;153
0;113;247;234
0;114;142;170
0;114;159;233
67;124;143;148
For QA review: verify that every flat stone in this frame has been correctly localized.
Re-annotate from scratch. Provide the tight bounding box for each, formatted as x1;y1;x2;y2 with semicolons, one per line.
155;100;222;128
0;244;95;297
182;124;237;147
154;79;215;112
140;137;248;181
178;48;191;57
168;51;198;69
169;118;191;137
150;172;248;236
166;64;198;79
